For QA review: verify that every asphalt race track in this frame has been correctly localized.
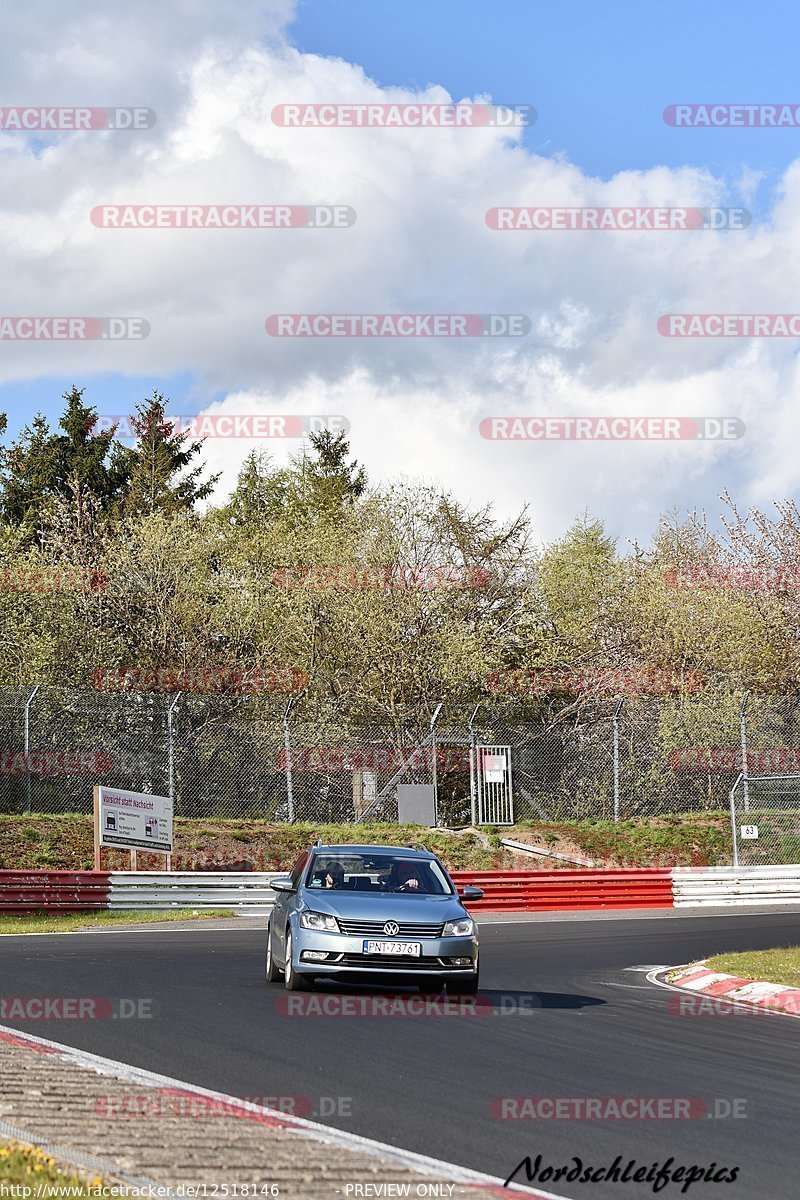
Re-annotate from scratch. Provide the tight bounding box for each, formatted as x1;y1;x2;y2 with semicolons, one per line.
1;911;799;1199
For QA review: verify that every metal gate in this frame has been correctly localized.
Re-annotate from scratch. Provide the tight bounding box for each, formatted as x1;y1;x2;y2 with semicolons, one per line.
473;745;514;825
730;772;800;865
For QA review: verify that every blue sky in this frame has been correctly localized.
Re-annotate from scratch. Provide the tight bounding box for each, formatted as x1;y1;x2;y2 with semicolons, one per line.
290;0;800;188
4;0;798;444
2;0;799;540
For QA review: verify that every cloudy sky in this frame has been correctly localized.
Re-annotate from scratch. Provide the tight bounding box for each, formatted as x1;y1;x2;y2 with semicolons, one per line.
2;0;800;543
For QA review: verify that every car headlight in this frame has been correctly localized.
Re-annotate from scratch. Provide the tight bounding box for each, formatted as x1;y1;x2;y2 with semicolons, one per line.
299;911;340;933
443;917;474;937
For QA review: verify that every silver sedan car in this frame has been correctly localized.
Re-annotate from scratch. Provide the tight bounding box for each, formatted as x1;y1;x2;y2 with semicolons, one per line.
265;843;483;993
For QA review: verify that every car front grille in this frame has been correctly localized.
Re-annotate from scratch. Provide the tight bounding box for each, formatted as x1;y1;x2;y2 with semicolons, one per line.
337;919;445;938
338;954;464;971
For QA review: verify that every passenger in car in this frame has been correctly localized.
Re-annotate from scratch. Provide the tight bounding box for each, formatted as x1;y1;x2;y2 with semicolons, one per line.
324;862;345;888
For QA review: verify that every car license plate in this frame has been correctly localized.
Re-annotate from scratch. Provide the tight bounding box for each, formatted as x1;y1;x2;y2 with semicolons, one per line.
363;940;421;957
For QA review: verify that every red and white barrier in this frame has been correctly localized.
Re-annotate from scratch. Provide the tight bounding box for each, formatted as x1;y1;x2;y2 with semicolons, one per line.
2;866;800;914
660;960;800;1018
450;869;675;911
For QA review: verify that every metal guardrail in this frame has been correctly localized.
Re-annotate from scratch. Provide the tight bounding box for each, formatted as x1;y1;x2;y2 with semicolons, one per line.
0;870;110;912
672;865;800;906
5;867;800;913
450;869;675;911
108;872;283;910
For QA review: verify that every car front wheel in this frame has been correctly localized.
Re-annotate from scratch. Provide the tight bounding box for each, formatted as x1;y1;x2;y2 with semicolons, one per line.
283;931;313;991
265;921;281;983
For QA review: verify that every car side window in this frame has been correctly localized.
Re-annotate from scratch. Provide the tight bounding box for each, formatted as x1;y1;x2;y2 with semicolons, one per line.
290;851;309;889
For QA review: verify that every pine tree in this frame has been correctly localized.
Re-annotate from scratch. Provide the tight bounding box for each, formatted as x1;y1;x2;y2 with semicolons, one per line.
0;388;126;535
118;391;220;517
292;430;367;516
222;449;283;526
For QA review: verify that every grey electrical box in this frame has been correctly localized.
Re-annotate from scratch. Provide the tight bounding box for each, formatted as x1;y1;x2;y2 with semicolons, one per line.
397;784;436;826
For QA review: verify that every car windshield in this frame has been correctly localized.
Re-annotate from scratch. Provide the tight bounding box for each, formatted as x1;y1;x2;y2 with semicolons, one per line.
305;852;451;895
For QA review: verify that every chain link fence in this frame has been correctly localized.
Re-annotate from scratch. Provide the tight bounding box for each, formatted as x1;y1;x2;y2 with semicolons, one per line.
730;773;800;866
1;689;799;836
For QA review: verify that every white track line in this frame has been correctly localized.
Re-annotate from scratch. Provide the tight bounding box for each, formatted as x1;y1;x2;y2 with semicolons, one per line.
0;1021;564;1198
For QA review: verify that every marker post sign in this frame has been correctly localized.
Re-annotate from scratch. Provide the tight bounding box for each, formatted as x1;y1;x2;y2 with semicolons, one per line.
93;785;173;870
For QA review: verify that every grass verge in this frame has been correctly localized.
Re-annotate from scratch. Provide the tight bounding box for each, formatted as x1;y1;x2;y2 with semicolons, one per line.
704;945;800;989
0;1140;107;1191
0;813;733;871
0;908;237;934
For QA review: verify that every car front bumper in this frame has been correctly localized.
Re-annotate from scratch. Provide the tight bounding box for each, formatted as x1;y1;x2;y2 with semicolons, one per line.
291;928;479;976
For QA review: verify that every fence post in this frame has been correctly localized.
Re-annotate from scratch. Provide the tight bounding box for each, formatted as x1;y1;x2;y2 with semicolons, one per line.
23;685;39;814
167;691;182;866
283;698;295;822
730;773;741;867
612;696;624;822
430;703;443;825
468;704;481;826
740;692;750;813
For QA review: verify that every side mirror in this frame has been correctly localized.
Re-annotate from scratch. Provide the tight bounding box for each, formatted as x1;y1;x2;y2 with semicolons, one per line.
270;876;295;893
459;885;484;901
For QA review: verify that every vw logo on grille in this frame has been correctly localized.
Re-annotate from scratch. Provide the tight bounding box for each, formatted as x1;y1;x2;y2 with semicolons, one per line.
383;921;400;937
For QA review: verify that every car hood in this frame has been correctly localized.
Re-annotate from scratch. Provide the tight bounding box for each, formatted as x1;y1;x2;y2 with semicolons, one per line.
299;889;466;922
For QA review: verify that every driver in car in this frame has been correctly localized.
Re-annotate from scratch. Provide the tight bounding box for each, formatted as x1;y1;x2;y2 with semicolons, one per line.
385;861;425;891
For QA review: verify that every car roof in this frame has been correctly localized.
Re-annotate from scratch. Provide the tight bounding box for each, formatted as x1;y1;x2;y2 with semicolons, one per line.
309;843;436;860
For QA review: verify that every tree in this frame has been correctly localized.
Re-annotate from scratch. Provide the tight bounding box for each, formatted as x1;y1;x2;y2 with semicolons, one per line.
0;388;126;538
118;391;220;518
221;450;280;527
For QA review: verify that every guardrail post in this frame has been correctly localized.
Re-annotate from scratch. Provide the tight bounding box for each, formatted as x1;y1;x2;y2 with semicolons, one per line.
612;696;624;822
730;774;742;867
23;685;39;815
740;692;750;813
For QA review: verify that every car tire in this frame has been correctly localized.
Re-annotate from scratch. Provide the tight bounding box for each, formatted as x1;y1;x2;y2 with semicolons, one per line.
265;921;281;983
447;965;479;996
283;931;313;991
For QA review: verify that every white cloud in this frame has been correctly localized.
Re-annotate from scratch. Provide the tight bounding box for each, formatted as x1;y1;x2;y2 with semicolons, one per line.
1;0;799;541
